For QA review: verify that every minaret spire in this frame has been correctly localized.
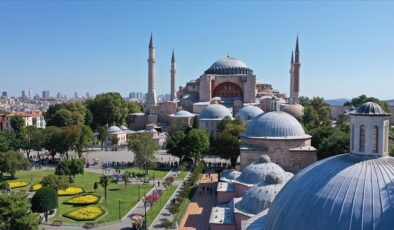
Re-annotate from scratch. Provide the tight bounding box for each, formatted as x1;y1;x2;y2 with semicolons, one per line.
289;50;295;103
292;35;301;104
145;33;157;114
170;49;176;101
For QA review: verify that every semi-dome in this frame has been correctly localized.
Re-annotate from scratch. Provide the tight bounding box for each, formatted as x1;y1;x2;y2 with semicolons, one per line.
260;154;394;230
205;56;253;75
108;126;122;134
200;104;232;120
235;183;284;215
236;105;264;121
280;104;304;117
243;111;306;138
355;101;388;115
173;110;194;117
220;169;241;182
237;156;287;185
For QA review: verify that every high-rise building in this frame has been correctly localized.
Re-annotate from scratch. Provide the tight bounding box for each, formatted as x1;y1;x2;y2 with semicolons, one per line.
86;92;90;98
74;92;79;99
42;91;50;99
1;91;7;98
21;90;27;99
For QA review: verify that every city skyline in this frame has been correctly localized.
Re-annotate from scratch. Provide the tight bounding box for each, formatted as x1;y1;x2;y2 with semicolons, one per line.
1;1;394;99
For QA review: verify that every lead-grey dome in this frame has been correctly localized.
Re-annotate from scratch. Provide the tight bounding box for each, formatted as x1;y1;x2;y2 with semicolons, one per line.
172;110;194;117
260;154;394;230
200;104;232;120
205;56;253;75
220;169;241;182
235;183;285;215
243;111;306;138
237;156;288;185
355;101;388;115
108;126;122;134
236;106;264;121
280;104;304;117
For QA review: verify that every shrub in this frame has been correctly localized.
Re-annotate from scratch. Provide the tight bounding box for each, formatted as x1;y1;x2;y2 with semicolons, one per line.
31;187;58;222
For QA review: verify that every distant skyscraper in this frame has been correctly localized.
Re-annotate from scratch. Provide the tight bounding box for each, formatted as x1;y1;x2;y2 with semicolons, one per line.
21;90;27;99
1;91;7;98
42;91;50;99
74;92;79;99
56;92;61;99
86;92;90;98
28;89;32;99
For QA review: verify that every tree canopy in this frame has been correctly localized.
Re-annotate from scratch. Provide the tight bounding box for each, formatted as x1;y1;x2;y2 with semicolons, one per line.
344;94;390;112
0;192;39;230
31;187;58;222
45;102;89;127
10;116;25;132
128;133;158;175
0;151;30;179
40;174;69;191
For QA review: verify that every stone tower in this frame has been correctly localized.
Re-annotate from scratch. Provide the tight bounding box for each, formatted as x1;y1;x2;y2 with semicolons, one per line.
292;36;301;104
170;49;176;101
289;51;294;103
145;34;157;114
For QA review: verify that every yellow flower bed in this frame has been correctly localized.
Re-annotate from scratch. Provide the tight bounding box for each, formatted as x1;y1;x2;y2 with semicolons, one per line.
58;187;85;196
31;183;42;191
8;181;30;189
64;194;101;205
63;206;106;221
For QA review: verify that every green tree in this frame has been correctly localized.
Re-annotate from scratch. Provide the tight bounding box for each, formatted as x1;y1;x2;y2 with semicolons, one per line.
43;126;62;157
0;130;10;152
128;133;158;177
0;151;30;179
319;129;350;159
31;187;58;222
97;125;108;150
0;192;39;230
344;94;390;112
217;116;233;133
40;174;69;191
86;93;128;129
20;126;43;160
300;97;331;130
45;102;88;127
58;125;81;158
215;122;245;168
183;129;210;163
93;182;98;192
99;175;110;203
126;100;143;114
122;172;129;189
74;125;93;158
10;116;25;132
55;159;84;182
192;116;199;129
166;131;186;161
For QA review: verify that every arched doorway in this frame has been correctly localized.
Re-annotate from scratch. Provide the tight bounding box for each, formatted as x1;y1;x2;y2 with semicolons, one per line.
212;82;243;100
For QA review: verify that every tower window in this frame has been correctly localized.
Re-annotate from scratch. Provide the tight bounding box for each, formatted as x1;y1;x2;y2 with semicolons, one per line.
351;125;354;151
385;124;389;152
372;126;378;153
359;125;365;152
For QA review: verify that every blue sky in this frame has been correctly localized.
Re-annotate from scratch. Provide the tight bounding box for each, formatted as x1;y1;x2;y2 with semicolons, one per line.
0;1;393;99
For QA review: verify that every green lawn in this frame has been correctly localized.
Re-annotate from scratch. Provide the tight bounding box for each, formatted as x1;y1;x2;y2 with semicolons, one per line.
6;170;153;225
175;171;188;181
125;168;168;180
146;185;177;227
390;128;394;136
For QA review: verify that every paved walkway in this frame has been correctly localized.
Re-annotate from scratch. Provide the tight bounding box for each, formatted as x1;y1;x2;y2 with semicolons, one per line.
179;173;218;230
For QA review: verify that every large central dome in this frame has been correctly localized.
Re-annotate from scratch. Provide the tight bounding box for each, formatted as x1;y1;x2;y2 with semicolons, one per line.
205;55;252;75
210;56;248;68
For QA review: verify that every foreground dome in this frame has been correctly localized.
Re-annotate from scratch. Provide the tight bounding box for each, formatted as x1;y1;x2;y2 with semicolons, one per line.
261;154;394;230
200;104;232;120
355;101;387;115
243;111;306;138
172;110;194;117
236;105;264;121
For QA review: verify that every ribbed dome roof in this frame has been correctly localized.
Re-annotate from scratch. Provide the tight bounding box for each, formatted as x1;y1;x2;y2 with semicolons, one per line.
261;154;394;230
355;102;388;115
200;104;232;120
236;105;264;121
210;56;248;68
237;156;287;185
235;183;284;215
243;111;306;138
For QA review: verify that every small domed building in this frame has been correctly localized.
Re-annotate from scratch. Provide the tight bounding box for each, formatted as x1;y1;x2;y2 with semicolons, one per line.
211;155;293;230
168;110;195;128
240;111;317;173
235;105;264;125
244;102;393;230
199;103;233;137
105;126;127;148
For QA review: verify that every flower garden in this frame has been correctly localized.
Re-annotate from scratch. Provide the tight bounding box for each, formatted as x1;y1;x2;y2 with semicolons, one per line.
8;181;30;189
64;194;101;205
63;206;106;221
31;183;42;191
58;187;85;196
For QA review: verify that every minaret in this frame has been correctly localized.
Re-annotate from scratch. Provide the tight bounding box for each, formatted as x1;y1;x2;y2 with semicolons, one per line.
289;51;294;103
292;35;301;104
170;49;176;101
145;34;157;114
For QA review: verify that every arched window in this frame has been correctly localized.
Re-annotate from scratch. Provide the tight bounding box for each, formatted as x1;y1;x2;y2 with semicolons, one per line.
351;125;354;151
385;124;389;152
359;125;365;152
372;126;378;153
